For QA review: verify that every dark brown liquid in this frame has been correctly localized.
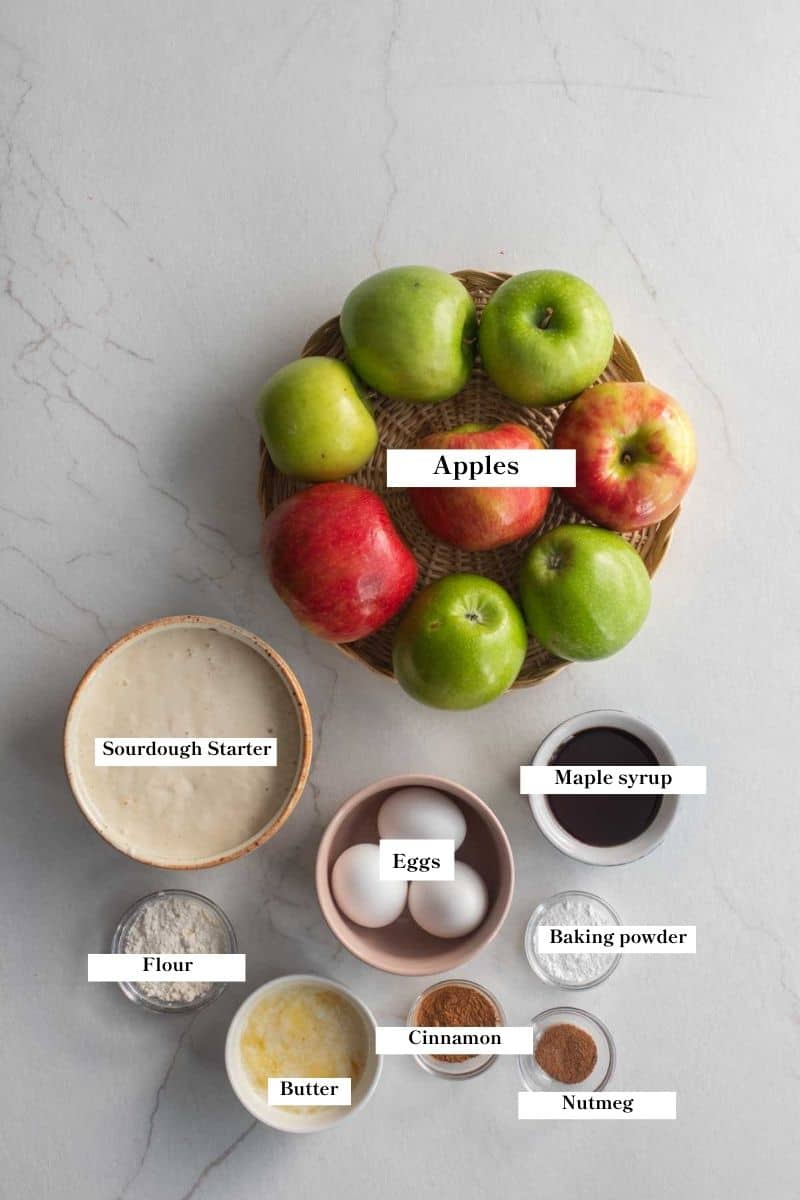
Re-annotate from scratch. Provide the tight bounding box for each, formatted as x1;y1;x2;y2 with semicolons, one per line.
547;726;662;847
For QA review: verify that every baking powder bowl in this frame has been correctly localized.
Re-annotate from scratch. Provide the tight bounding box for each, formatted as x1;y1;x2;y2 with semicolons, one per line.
527;710;680;867
225;974;382;1133
63;615;312;869
316;774;515;976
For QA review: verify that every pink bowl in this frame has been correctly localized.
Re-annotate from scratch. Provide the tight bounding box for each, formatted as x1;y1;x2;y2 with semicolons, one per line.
315;774;515;976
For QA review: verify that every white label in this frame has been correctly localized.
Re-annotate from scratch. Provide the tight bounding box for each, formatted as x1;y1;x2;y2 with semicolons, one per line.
386;448;575;488
87;954;246;982
520;764;706;794
376;1026;534;1055
267;1078;351;1106
94;737;277;766
536;926;696;955
518;1091;676;1120
378;839;455;880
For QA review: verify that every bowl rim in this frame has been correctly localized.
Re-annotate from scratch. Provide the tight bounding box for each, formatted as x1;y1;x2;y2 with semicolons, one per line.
224;973;383;1133
527;709;680;866
315;773;515;976
63;614;313;869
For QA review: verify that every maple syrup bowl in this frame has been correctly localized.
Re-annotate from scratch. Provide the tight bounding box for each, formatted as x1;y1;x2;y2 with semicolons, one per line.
528;710;680;866
63;616;312;869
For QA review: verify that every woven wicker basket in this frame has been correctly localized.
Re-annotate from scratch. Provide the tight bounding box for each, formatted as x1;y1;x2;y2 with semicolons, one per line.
257;269;679;688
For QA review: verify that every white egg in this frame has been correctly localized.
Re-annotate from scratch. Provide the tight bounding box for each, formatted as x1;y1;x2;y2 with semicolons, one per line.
377;787;467;848
408;861;489;939
331;843;408;929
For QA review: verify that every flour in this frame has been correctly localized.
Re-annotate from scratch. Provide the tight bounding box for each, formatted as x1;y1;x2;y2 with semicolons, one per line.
122;893;229;1004
535;894;616;986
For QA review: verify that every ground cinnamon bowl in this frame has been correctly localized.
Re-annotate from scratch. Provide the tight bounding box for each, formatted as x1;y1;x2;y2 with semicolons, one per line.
316;774;514;976
64;615;312;869
407;979;505;1079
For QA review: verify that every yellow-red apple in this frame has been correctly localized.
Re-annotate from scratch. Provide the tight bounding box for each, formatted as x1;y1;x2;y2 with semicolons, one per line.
553;381;696;531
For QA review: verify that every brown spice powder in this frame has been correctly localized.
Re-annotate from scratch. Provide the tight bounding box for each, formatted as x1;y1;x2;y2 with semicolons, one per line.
414;984;499;1063
534;1022;597;1084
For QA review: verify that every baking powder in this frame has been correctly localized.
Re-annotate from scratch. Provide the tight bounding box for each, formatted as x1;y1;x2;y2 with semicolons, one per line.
122;893;228;1004
535;894;616;986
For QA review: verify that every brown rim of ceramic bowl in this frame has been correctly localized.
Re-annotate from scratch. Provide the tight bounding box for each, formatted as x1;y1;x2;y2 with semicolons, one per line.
315;773;515;976
63;614;313;869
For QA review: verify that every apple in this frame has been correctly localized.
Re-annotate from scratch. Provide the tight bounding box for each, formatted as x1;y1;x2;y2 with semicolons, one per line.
262;482;417;642
393;573;528;709
340;266;477;403
553;381;696;531
409;422;551;550
478;270;614;407
256;356;378;482
519;525;650;660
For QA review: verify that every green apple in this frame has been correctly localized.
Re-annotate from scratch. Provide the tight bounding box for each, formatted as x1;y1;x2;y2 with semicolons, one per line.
256;357;378;481
519;525;650;660
478;270;614;407
340;266;477;403
393;573;528;709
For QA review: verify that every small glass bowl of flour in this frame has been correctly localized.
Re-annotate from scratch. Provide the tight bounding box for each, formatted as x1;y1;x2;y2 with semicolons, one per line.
525;891;621;990
112;890;237;1013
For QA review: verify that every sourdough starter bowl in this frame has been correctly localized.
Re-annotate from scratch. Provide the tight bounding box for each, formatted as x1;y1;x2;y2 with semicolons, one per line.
64;615;312;868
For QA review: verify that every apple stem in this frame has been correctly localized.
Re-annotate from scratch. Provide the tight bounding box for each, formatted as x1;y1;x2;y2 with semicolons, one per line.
539;307;554;330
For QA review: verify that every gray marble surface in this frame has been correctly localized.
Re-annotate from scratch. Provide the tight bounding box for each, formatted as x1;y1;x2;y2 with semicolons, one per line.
1;2;798;1196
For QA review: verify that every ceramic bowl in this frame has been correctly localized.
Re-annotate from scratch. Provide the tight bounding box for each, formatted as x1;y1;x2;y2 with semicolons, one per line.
316;774;514;975
225;974;382;1133
63;615;312;868
527;709;679;866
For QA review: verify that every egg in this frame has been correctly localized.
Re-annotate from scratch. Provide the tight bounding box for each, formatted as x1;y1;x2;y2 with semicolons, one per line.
331;843;408;929
377;786;467;848
408;861;489;939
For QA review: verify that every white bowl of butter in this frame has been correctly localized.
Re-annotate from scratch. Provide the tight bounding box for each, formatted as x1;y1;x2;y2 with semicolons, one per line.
225;974;382;1132
64;615;312;868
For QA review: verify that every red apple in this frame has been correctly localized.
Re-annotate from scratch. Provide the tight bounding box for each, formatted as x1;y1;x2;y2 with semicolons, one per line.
409;423;552;551
262;482;418;642
553;381;696;532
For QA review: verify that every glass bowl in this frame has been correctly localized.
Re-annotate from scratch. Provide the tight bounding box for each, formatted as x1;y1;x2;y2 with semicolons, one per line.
524;890;621;990
407;979;505;1079
518;1006;615;1092
111;889;237;1013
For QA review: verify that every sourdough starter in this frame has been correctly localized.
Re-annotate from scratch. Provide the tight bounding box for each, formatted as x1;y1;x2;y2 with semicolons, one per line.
71;626;302;863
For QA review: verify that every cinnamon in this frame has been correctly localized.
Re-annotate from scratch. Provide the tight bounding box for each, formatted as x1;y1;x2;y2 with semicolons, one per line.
413;984;499;1062
534;1023;597;1084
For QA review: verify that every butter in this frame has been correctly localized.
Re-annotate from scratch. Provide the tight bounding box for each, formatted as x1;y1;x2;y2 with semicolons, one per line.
241;983;367;1114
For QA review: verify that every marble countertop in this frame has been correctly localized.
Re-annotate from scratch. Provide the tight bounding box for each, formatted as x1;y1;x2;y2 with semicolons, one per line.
2;2;797;1196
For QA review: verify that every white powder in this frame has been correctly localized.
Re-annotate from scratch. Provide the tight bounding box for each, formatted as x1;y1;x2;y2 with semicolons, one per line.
122;894;229;1005
535;894;617;986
